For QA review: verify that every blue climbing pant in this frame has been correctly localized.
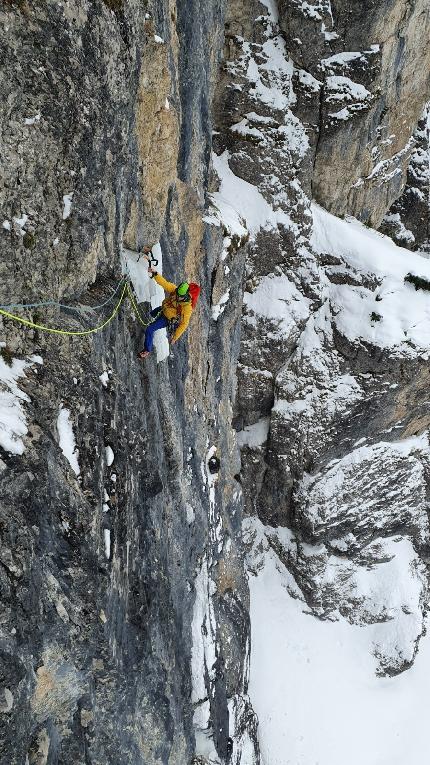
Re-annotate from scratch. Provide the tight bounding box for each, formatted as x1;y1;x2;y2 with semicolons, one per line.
143;309;168;352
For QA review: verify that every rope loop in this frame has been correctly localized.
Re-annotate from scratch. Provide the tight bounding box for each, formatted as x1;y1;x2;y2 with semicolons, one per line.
0;279;155;335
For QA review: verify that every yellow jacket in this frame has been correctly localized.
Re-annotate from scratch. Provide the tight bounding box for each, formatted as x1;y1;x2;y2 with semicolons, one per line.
154;273;193;342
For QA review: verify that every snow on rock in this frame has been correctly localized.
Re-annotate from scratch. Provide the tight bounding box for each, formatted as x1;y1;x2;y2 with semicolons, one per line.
352;137;415;191
311;203;430;357
99;370;110;387
211;289;230;321
24;113;41;126
245;516;430;765
325;75;371;103
230;118;266;142
62;193;73;220
191;555;217;704
185;502;195;525
105;445;114;467
103;528;111;559
212;151;284;236
266;523;428;673
236;418;270;449
295;434;430;544
212;0;430;759
227;695;259;765
320;51;366;70
191;555;219;760
57;406;80;476
13;214;28;234
260;300;364;496
382;212;416;245
243;271;311;339
0;351;38;455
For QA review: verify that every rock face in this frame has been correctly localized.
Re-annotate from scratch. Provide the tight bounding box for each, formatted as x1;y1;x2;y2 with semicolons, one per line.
278;0;430;225
1;0;430;763
0;2;258;764
213;0;430;697
380;106;430;252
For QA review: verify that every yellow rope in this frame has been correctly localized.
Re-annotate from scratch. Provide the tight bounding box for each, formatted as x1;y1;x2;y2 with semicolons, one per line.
0;282;128;336
126;283;153;327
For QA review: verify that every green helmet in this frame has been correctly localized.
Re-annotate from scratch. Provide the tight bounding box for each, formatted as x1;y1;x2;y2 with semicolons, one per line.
177;282;189;297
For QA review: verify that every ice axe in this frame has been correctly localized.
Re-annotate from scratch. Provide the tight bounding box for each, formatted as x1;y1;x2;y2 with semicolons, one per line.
137;245;159;268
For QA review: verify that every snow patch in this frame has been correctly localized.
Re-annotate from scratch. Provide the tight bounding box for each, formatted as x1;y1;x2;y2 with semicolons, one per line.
24;113;41;126
99;371;110;387
236;418;270;448
212;151;295;237
383;212;416;245
13;214;28;234
57;406;80;476
105;445;114;467
0;353;34;455
311;203;430;357
62;193;73;220
243;272;310;338
325;75;371;103
211;290;230;321
103;529;111;559
185;503;195;525
191;556;218;757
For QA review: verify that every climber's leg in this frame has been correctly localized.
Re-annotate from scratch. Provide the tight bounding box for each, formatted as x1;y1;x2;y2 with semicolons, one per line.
138;314;168;357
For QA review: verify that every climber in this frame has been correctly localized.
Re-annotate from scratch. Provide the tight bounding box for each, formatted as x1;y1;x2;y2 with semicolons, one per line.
138;249;200;359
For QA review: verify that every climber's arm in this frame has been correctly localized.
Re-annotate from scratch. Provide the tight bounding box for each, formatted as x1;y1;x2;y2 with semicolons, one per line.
171;304;192;342
153;272;177;294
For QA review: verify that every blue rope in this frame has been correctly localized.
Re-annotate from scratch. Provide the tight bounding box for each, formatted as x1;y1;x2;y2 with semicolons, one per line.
0;276;127;313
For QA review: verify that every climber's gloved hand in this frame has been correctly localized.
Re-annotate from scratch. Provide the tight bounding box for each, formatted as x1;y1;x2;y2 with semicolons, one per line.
143;253;157;277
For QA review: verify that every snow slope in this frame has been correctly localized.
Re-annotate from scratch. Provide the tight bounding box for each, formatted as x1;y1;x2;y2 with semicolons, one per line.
246;518;430;765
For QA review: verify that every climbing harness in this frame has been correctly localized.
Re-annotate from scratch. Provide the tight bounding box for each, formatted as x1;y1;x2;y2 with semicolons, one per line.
0;278;157;336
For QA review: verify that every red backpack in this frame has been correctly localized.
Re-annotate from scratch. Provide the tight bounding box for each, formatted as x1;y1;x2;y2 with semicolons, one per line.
189;283;200;308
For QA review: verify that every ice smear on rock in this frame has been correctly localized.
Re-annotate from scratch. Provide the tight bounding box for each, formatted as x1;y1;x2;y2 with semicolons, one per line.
122;242;169;362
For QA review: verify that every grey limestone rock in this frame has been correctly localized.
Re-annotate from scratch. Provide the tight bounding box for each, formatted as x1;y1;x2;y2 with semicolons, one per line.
0;1;258;764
